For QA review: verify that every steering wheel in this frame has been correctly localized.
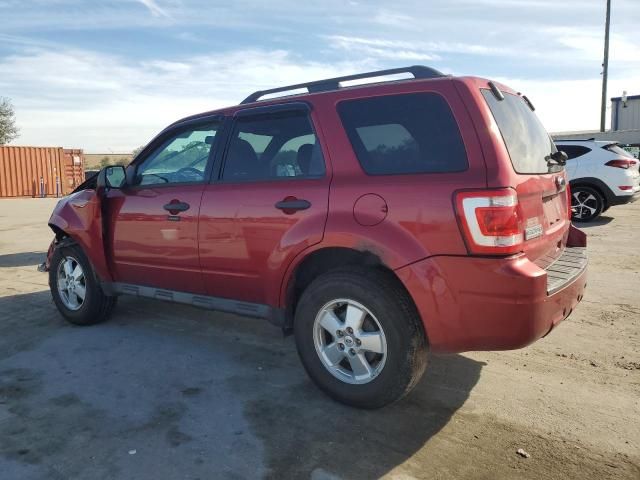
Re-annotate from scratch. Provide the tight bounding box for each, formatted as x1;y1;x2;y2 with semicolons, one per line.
175;167;203;181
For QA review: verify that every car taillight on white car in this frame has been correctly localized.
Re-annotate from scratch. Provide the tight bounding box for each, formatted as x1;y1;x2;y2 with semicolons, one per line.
455;189;524;255
605;158;637;169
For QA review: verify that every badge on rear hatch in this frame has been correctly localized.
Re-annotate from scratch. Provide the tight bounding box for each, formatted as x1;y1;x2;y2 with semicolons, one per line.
524;218;543;240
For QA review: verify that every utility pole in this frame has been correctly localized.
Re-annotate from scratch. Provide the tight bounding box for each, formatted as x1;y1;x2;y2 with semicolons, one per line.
600;0;611;132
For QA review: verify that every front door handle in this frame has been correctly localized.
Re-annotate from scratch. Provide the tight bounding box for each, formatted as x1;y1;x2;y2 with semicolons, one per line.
275;198;311;212
163;200;190;214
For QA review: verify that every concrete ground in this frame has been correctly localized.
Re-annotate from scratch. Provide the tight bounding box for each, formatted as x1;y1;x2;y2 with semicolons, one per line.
0;197;638;480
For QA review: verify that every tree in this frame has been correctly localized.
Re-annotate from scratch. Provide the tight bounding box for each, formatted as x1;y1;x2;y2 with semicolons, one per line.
0;97;19;145
131;145;145;158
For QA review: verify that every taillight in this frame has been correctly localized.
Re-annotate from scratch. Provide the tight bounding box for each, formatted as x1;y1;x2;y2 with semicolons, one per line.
605;159;636;169
455;189;524;255
566;182;572;219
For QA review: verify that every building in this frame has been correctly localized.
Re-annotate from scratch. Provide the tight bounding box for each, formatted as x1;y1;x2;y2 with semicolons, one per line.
551;93;640;158
611;93;640;131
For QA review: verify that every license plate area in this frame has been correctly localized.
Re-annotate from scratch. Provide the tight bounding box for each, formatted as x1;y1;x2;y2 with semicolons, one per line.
542;194;563;227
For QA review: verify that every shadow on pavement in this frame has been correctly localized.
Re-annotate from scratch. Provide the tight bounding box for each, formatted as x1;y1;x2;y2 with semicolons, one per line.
573;216;614;228
0;252;45;268
0;291;483;479
240;353;483;479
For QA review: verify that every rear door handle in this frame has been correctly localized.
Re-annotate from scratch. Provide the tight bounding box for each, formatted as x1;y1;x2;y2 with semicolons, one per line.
163;201;190;214
275;198;311;212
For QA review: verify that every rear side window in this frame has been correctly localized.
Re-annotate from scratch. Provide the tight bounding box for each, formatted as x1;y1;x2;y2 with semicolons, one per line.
482;90;556;174
222;110;325;181
338;93;468;175
556;145;591;159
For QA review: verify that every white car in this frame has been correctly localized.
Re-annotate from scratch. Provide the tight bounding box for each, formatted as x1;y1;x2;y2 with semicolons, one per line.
554;140;640;221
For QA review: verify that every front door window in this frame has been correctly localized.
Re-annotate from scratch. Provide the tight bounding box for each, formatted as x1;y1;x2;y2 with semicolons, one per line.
136;123;219;185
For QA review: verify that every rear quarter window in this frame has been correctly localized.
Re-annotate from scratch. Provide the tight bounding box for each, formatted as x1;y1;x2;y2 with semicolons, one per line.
337;93;468;175
556;145;591;160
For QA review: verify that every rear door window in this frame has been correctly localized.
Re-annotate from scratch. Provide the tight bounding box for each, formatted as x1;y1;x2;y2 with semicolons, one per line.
337;93;468;175
482;90;556;174
222;110;325;182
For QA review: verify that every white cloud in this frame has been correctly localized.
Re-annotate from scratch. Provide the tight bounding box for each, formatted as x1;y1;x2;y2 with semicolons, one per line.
326;35;513;60
136;0;170;18
1;47;369;151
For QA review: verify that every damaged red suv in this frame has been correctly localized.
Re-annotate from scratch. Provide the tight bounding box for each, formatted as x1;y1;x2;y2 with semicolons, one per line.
42;66;587;408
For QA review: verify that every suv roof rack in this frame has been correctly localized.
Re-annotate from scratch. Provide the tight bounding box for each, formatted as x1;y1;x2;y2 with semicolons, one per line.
554;138;596;142
240;65;444;104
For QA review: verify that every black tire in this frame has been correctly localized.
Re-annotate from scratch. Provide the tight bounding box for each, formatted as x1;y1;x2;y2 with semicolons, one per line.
49;242;117;326
571;186;604;222
294;267;428;409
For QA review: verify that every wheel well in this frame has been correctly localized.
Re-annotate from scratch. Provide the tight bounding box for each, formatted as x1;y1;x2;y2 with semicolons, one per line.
284;247;420;332
569;182;608;208
49;223;69;241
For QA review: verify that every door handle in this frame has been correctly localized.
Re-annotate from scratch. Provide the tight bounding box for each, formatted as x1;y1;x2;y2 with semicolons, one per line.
275;198;311;212
163;201;190;214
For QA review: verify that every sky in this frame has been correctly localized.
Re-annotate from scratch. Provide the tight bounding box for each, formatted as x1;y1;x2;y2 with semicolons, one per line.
0;0;638;153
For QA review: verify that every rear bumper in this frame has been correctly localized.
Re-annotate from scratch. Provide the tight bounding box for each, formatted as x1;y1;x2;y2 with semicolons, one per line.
396;229;588;353
609;190;640;206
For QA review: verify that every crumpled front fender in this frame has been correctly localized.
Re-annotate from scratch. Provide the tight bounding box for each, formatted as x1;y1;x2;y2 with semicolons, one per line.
48;189;112;282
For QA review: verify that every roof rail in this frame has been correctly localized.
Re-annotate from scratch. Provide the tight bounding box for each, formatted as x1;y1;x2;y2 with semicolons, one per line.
554;138;596;142
240;65;444;104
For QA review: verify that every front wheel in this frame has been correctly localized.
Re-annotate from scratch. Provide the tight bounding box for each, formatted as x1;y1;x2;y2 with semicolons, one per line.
294;267;428;409
49;242;117;325
571;186;604;222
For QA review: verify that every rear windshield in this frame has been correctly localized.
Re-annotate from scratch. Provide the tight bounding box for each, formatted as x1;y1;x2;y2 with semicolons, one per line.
603;144;634;158
338;93;468;175
482;90;557;174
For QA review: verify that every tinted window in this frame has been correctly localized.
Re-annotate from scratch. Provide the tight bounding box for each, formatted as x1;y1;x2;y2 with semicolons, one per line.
338;93;468;175
556;145;591;160
603;143;634;158
482;90;556;174
222;111;325;181
137;122;218;185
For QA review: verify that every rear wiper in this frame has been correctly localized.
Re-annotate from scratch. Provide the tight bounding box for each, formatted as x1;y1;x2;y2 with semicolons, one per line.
545;150;568;168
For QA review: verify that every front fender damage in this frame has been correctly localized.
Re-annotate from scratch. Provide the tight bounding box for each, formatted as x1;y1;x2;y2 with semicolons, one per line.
45;189;112;282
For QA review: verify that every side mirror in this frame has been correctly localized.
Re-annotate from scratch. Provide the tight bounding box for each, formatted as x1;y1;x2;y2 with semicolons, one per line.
96;165;126;192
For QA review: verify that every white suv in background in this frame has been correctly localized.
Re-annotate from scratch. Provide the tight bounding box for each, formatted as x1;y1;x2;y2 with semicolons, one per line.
554;140;639;221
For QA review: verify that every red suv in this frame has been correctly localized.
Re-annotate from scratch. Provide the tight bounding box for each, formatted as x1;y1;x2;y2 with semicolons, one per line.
42;66;587;408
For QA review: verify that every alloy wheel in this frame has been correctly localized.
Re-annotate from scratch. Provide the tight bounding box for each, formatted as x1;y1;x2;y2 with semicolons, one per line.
571;190;599;220
56;256;86;311
313;298;387;385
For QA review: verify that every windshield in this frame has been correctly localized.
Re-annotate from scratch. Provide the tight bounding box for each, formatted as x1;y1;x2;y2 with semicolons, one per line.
482;90;558;174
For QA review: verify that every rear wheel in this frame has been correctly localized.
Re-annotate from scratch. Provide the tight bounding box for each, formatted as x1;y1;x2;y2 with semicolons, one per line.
571;186;604;222
294;267;428;408
49;242;116;325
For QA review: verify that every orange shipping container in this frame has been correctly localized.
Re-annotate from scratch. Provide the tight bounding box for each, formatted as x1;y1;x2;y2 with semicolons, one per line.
0;146;85;198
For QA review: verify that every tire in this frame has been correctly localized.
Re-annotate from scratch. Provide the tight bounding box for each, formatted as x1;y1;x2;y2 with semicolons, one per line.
294;267;428;409
49;242;117;326
571;185;604;222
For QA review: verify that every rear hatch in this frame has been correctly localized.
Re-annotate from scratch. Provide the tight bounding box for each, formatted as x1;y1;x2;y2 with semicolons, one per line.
481;89;570;267
601;143;640;193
